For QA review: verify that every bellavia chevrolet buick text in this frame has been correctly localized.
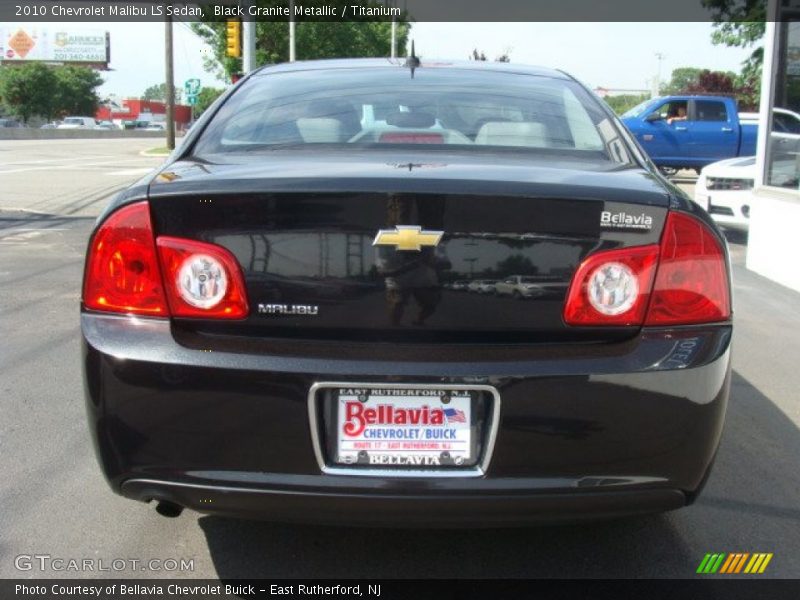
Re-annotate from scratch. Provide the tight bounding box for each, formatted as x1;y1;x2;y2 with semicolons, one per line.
82;58;732;525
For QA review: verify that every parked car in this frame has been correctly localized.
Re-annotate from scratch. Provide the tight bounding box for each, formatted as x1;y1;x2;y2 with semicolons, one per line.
82;58;732;525
450;280;469;291
58;116;99;129
621;95;758;174
40;121;62;129
494;275;545;299
467;280;496;293
95;120;119;130
694;157;755;231
0;118;24;128
693;107;800;230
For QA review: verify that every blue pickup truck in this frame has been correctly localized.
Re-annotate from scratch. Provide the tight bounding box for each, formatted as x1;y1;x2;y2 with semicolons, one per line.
621;95;757;174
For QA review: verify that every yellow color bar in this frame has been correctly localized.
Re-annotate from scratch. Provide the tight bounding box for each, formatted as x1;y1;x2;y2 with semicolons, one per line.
744;553;773;574
758;553;773;573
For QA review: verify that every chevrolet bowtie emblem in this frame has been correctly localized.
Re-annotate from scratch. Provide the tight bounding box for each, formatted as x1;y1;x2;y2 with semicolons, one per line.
372;226;444;251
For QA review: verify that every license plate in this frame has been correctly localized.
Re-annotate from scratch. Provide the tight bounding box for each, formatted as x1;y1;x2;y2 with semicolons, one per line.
335;387;473;468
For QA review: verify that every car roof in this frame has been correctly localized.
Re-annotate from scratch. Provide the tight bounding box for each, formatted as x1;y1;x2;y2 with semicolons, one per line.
251;58;571;80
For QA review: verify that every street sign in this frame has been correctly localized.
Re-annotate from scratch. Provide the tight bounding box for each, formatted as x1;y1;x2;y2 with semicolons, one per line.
184;78;201;96
186;95;198;106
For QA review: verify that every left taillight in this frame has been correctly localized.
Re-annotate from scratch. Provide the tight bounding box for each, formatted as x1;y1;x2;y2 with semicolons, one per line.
83;201;168;316
83;201;249;319
156;236;249;318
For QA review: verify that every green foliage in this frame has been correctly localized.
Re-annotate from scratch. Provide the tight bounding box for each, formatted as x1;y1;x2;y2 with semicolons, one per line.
53;66;104;117
192;1;410;79
142;83;182;103
661;67;704;95
0;63;103;122
195;87;225;116
660;67;760;111
0;68;6;114
0;63;58;122
703;0;766;93
604;94;650;115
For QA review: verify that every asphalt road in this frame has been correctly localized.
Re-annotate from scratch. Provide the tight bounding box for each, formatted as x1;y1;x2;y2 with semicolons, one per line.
1;140;798;579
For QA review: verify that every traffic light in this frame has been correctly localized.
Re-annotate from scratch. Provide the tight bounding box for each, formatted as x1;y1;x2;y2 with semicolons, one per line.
226;19;241;58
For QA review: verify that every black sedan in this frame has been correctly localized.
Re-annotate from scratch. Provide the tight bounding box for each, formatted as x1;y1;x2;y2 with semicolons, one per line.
82;59;732;525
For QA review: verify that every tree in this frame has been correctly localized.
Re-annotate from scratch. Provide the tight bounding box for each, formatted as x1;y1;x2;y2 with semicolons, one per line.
0;68;6;114
604;94;649;115
704;0;765;69
660;67;759;111
703;0;766;101
470;49;511;62
53;66;103;117
495;255;537;276
192;1;410;79
142;83;182;103
0;63;58;123
685;70;737;95
661;67;704;95
195;87;224;116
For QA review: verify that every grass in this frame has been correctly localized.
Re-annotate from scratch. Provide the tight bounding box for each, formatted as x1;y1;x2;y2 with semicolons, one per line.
141;146;172;157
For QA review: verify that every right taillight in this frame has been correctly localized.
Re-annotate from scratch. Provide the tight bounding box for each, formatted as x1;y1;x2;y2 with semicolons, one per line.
564;210;730;328
645;211;730;326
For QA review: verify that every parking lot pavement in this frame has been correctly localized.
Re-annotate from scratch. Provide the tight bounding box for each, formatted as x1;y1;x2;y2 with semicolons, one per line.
0;138;165;217
0;143;798;579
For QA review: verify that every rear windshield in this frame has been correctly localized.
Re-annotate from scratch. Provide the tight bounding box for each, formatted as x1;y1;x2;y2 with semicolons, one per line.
192;66;633;164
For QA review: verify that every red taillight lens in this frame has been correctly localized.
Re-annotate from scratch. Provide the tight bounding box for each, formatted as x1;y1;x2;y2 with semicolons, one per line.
563;211;731;328
156;236;249;319
83;201;168;316
564;245;659;326
645;212;730;325
84;202;249;319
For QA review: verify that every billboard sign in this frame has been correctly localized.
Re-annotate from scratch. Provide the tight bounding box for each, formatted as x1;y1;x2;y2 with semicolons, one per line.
0;28;108;64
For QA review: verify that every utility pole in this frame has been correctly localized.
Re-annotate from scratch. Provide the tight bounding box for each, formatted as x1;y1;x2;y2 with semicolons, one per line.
391;18;397;58
654;52;665;98
289;0;296;62
165;12;175;150
242;1;256;72
386;0;398;58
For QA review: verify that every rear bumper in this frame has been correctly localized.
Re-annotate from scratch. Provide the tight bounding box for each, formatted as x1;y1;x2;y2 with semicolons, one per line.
121;478;686;526
82;313;732;524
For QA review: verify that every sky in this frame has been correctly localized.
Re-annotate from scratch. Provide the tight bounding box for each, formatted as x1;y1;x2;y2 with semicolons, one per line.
15;22;754;99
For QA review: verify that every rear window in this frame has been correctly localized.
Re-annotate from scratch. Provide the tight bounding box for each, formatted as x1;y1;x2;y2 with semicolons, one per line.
192;66;633;164
694;101;729;122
